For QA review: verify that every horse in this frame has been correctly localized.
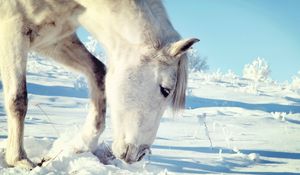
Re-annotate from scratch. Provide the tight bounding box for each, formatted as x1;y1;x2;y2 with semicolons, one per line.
0;0;199;169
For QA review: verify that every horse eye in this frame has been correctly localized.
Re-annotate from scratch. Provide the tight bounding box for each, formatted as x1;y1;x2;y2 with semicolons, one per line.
160;85;171;98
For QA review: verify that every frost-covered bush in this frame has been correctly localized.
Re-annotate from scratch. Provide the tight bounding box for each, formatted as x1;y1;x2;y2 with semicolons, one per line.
197;69;239;85
290;71;300;94
188;49;208;73
224;70;237;80
84;36;98;54
73;76;88;91
223;69;239;85
209;69;223;82
243;57;270;82
202;69;239;88
84;36;106;63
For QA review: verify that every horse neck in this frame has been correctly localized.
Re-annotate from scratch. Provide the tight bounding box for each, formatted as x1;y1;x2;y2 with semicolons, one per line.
76;0;179;61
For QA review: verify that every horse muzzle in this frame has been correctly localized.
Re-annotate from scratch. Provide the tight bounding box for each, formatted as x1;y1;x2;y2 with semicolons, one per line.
119;144;151;163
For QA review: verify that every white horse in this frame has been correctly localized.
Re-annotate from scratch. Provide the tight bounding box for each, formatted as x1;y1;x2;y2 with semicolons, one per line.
0;0;199;169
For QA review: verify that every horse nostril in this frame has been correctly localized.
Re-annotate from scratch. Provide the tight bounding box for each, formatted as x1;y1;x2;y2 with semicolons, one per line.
120;144;151;163
137;145;151;162
137;152;146;161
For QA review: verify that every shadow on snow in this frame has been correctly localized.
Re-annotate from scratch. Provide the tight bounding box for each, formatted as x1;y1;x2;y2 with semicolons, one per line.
1;81;88;99
27;83;88;98
285;96;300;104
149;155;297;175
150;145;300;174
186;96;300;113
152;145;300;160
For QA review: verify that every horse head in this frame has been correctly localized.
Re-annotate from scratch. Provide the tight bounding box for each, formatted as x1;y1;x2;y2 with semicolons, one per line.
106;38;199;163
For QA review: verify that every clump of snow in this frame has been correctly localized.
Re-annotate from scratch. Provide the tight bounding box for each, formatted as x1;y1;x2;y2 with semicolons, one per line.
231;147;260;162
271;112;286;121
248;153;260;162
0;130;168;175
243;57;271;82
218;147;260;168
239;82;259;95
232;147;260;163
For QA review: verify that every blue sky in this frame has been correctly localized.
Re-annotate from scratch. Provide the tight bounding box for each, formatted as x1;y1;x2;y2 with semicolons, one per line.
78;0;300;82
164;0;300;81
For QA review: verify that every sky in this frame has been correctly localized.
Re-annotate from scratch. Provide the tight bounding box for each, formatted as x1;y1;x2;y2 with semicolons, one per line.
164;0;300;81
77;0;300;82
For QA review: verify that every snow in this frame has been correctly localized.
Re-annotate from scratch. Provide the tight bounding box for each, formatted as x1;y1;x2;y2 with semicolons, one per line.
1;56;300;174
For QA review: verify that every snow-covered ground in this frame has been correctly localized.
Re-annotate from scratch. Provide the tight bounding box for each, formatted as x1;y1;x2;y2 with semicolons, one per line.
1;55;300;175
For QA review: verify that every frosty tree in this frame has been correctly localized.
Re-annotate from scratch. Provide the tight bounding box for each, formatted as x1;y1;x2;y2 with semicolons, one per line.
243;57;270;82
188;49;209;73
290;71;300;94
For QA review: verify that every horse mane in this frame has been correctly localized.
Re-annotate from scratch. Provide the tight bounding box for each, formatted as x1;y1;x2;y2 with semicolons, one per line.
146;0;188;113
172;54;188;113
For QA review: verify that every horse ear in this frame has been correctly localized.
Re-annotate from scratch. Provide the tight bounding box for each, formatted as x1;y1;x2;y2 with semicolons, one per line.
169;38;200;58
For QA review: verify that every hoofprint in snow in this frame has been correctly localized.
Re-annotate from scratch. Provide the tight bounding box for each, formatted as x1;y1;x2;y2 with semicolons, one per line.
1;56;300;174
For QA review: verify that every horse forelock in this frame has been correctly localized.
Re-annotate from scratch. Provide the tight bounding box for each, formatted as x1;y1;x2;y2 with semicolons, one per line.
172;54;188;113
